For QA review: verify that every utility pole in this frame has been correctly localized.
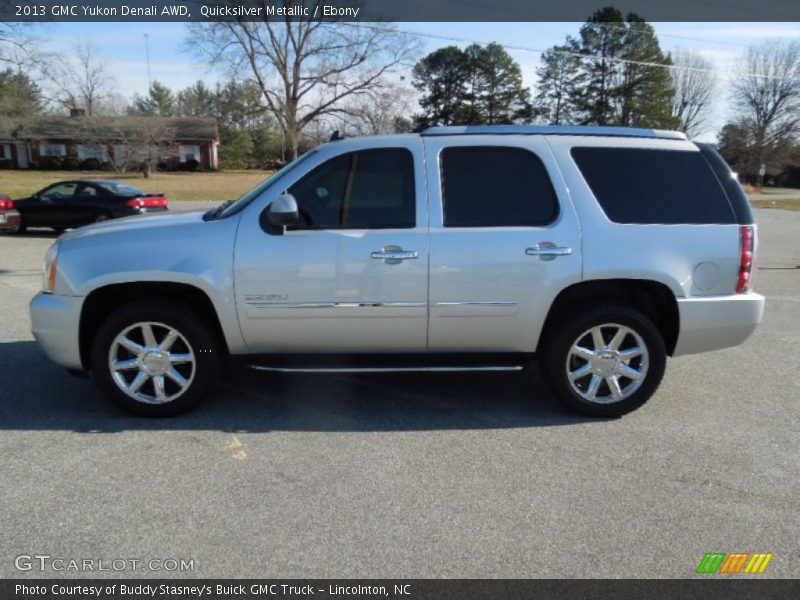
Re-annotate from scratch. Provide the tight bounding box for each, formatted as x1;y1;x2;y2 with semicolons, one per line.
144;33;152;89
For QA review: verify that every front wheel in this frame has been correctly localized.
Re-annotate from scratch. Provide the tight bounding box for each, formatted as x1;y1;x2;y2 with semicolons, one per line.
91;300;221;416
542;306;666;417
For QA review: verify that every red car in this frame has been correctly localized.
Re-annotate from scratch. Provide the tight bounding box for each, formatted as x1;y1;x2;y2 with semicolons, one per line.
0;195;21;233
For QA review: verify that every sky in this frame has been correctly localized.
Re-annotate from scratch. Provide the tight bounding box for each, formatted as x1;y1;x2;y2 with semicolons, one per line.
37;21;800;141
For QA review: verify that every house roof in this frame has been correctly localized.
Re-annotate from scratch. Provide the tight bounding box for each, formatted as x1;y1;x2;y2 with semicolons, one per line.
0;115;218;141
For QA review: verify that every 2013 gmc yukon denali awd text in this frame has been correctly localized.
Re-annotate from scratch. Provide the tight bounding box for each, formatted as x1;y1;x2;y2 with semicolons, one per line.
30;125;765;417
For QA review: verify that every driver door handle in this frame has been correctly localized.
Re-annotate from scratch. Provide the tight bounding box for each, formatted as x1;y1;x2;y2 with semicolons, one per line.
525;243;572;257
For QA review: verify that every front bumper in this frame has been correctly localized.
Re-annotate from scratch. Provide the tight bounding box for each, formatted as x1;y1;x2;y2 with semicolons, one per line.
673;292;765;356
30;292;84;370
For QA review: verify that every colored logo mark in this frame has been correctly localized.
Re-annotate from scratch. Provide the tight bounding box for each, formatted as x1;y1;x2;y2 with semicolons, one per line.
696;552;773;574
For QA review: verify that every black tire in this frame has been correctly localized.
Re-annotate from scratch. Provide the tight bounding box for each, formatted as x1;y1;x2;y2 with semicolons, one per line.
91;299;221;417
541;306;666;418
15;220;26;234
94;213;111;223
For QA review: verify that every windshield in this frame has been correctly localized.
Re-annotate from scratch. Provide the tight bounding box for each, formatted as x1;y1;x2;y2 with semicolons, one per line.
216;150;318;219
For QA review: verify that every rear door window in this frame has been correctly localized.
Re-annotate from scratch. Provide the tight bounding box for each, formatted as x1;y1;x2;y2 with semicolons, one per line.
571;147;736;224
75;184;99;198
440;146;559;227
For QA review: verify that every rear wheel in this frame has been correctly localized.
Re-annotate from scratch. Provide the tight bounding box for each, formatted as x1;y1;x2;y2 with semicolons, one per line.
94;213;111;223
542;306;666;417
91;300;221;416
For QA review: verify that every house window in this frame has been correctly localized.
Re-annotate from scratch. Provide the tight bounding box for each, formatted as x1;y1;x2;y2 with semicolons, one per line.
76;144;108;162
39;143;67;157
0;144;11;160
179;144;201;163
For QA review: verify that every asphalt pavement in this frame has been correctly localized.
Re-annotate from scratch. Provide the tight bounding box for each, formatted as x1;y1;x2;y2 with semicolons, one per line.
0;207;797;578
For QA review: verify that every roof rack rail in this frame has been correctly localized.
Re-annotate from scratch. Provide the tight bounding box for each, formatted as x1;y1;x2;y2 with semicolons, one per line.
421;125;687;141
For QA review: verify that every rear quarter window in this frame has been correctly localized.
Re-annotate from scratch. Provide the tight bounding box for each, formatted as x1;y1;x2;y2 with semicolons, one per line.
570;147;737;225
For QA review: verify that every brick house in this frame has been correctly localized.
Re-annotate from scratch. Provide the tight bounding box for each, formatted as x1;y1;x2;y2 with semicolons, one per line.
0;112;219;171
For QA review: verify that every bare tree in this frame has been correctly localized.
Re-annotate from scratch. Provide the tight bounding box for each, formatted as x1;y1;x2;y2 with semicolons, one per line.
116;117;177;174
70;116;177;174
0;9;41;69
189;11;417;159
731;40;800;170
337;81;416;135
669;49;717;138
48;41;116;115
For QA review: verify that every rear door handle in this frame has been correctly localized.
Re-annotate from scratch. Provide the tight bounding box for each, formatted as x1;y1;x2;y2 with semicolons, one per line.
525;243;573;257
371;247;419;264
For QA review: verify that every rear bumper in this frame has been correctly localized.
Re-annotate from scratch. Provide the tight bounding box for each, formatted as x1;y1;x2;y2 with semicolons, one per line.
673;292;765;356
30;292;84;370
0;209;20;232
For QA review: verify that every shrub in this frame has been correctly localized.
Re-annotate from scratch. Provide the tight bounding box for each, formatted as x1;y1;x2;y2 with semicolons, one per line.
79;158;103;170
183;158;200;172
61;156;81;170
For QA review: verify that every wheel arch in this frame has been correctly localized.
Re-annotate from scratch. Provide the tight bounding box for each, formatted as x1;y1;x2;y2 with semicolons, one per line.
79;281;229;370
538;278;680;356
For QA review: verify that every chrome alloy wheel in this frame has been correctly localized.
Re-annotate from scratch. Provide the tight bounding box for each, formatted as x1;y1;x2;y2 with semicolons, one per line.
108;321;196;404
565;323;649;404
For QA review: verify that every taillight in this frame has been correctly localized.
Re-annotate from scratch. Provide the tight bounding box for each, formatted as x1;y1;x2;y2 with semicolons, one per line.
736;225;754;293
127;196;167;209
0;197;14;210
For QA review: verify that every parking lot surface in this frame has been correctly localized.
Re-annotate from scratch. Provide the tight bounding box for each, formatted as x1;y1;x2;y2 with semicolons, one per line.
1;207;797;578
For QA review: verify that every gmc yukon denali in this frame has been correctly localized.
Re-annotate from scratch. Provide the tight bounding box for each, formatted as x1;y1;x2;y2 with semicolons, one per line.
30;125;765;417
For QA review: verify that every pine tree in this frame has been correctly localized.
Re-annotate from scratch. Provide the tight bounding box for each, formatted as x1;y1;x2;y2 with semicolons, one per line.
534;45;581;124
413;43;531;127
550;6;676;128
176;81;216;117
572;6;627;125
0;69;43;117
471;42;532;123
412;46;472;127
616;16;678;128
130;81;175;116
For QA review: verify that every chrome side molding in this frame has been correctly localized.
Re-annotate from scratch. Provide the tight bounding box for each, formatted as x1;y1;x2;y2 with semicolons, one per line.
434;301;518;307
245;301;427;309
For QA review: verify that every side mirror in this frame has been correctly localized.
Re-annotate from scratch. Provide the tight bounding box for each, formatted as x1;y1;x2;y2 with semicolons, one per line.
261;192;299;234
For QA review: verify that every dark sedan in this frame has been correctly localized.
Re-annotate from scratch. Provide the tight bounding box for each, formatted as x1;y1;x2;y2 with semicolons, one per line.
13;179;168;233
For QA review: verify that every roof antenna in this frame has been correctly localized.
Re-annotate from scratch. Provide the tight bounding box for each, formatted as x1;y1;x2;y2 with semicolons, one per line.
330;130;344;142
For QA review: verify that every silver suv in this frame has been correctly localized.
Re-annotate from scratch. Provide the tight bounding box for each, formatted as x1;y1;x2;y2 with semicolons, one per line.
30;125;765;417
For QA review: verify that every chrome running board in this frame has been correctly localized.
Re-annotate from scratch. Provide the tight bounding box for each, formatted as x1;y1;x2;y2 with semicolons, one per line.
248;364;524;374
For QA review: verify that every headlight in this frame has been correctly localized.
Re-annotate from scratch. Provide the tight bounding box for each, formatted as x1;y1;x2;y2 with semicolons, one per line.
42;241;60;293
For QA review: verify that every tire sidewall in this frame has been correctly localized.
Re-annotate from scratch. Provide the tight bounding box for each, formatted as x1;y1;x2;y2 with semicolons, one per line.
92;301;220;416
545;306;666;418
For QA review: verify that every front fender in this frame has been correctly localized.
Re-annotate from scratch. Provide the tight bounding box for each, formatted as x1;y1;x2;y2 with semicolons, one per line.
54;213;247;354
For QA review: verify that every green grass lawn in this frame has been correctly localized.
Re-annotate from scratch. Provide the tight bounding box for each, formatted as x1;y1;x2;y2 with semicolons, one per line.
751;198;800;211
0;169;275;202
